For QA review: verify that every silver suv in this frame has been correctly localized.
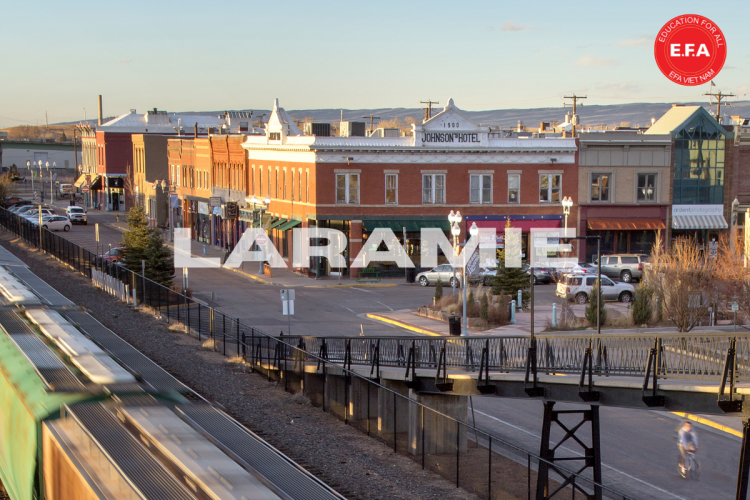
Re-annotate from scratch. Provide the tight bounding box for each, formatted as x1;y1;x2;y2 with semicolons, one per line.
556;274;636;304
594;254;648;283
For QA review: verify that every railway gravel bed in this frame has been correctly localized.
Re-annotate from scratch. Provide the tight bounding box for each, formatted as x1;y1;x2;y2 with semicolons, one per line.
0;233;480;500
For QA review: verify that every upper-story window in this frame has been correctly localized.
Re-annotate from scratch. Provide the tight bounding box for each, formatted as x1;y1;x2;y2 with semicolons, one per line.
637;173;657;202
673;115;726;204
590;173;610;202
385;174;398;204
470;174;492;204
508;174;520;204
539;174;561;203
269;132;280;140
422;174;445;204
336;173;359;204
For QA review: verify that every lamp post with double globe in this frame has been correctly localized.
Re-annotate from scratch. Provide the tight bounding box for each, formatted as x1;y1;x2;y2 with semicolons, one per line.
449;210;461;296
250;195;271;273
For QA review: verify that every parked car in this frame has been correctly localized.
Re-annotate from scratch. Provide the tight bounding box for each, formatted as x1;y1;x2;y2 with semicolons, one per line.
65;206;87;225
522;264;553;285
556;274;636;304
593;254;649;283
98;246;124;263
14;205;47;215
32;215;71;232
22;208;56;220
416;264;461;288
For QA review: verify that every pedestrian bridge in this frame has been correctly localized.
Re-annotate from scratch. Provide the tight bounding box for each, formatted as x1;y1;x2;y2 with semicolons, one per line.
281;333;749;416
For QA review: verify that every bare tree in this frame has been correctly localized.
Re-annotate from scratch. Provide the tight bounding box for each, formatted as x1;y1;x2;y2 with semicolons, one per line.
714;234;750;323
123;163;136;209
0;174;18;206
644;233;714;332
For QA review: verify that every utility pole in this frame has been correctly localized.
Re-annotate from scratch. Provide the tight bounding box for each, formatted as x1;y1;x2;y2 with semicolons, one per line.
704;89;735;122
563;94;587;137
362;115;380;134
420;100;440;121
45;111;48;130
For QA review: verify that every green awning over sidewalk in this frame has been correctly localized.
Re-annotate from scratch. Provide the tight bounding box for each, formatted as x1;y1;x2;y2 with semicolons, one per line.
277;219;301;231
363;220;450;232
269;218;288;229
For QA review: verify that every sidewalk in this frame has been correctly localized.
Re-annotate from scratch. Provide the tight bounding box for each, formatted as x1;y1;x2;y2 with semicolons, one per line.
107;221;403;288
366;306;749;338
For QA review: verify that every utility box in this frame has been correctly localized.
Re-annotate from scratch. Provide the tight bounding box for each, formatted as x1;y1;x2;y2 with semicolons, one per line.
303;122;331;137
340;121;366;137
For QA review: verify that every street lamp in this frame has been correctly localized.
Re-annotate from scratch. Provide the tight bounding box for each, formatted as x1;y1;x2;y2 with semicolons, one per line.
26;161;33;194
160;180;175;242
731;197;740;253
250;195;271;273
449;210;461;296
465;221;479;336
47;162;56;204
561;196;573;231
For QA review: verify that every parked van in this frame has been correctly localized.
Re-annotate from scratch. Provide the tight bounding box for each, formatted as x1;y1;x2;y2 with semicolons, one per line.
58;184;76;196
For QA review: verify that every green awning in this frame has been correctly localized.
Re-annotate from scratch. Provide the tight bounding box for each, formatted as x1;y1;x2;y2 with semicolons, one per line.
252;220;261;227
363;220;450;232
277;219;301;231
269;218;288;229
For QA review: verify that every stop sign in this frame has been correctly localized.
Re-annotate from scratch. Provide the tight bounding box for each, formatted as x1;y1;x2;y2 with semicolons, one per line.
256;233;268;245
81;185;90;193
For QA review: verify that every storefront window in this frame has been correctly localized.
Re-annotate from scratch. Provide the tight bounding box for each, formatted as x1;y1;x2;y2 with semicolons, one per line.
637;174;657;202
508;174;519;204
672;116;726;204
590;173;610;202
539;174;561;203
422;174;445;204
470;174;492;204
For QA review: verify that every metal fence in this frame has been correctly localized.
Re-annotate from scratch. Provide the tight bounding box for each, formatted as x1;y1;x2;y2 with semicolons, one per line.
0;208;636;500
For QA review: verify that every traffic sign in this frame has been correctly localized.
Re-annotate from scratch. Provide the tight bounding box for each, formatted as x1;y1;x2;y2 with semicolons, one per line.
81;185;90;193
256;233;268;246
732;302;739;312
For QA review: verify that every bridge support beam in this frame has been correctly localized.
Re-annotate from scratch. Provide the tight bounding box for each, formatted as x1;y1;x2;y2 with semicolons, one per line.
408;393;468;456
536;401;602;500
378;380;409;447
737;419;750;500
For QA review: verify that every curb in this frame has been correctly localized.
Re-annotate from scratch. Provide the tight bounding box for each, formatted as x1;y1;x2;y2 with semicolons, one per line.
671;411;743;438
323;283;397;288
365;313;444;337
227;267;272;285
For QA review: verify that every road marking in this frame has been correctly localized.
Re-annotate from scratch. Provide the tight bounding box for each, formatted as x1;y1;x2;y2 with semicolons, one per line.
350;287;375;293
338;305;357;314
472;409;689;500
671;411;743;438
376;301;394;311
365;313;442;337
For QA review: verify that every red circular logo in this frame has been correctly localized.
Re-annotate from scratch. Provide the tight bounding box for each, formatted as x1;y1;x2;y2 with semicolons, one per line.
654;14;727;86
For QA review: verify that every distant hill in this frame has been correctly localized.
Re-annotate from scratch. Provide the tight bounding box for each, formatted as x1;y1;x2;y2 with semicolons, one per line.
55;101;750;129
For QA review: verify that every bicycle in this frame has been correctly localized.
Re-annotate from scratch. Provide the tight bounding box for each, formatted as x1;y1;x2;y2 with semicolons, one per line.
680;447;700;480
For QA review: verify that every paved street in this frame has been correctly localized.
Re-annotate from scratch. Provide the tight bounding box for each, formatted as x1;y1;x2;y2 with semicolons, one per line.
20;194;746;500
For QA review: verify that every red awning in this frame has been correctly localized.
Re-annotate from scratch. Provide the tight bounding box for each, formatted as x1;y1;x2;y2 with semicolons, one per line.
587;219;665;231
473;219;561;232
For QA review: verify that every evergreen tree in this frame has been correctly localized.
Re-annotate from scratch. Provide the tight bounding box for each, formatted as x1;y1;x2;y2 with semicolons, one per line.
144;231;174;286
480;293;489;322
434;279;443;301
489;218;530;307
585;281;608;326
120;206;174;286
632;284;653;325
120;206;151;271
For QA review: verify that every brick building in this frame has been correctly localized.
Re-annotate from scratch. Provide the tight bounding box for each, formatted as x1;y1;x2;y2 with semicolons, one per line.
242;99;577;276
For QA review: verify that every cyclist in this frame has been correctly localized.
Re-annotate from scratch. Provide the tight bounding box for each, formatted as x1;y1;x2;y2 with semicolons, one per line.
678;421;698;477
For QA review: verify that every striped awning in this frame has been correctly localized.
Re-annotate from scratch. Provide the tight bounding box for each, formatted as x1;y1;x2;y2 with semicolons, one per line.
672;214;728;230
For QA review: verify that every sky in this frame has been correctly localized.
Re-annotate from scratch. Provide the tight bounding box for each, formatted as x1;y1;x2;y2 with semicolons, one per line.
1;0;749;128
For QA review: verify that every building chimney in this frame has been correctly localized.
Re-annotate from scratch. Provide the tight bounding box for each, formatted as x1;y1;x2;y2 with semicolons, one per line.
97;95;103;126
194;122;198;138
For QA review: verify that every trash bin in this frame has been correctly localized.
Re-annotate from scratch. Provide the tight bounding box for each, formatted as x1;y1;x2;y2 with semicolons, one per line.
405;267;416;283
448;315;461;336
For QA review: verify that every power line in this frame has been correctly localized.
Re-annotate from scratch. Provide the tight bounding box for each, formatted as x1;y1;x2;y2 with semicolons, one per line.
563;94;587;136
703;87;735;122
420;100;439;121
362;115;380;134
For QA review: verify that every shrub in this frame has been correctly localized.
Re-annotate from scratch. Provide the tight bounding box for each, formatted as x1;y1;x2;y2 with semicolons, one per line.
632;284;653;325
585;282;607;326
480;293;489;322
434;279;443;301
487;298;510;325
